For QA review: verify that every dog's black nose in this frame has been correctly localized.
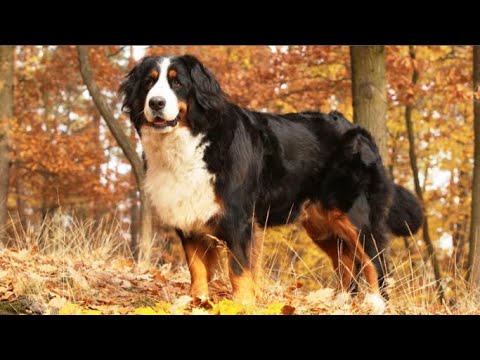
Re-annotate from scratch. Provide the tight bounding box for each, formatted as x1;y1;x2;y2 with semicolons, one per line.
149;97;166;111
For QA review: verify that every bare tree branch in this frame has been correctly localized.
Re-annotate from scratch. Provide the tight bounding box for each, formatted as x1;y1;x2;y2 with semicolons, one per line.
76;46;152;261
106;46;127;58
77;46;144;187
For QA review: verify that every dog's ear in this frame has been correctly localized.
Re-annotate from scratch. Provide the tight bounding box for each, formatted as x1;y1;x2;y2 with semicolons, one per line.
182;55;225;111
119;57;154;134
119;62;140;114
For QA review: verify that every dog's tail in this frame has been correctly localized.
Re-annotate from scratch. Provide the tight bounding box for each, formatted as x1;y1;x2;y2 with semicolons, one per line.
387;184;424;236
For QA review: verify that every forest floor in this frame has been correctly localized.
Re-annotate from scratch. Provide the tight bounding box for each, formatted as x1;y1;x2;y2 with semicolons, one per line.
1;215;479;315
0;245;477;315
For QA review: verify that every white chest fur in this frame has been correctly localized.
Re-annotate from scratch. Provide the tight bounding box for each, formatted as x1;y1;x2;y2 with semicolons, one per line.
142;127;221;231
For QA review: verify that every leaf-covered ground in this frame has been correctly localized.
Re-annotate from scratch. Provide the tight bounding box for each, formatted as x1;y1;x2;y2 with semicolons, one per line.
0;247;474;315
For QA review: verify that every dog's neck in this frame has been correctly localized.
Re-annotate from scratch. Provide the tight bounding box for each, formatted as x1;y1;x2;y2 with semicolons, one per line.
140;126;221;230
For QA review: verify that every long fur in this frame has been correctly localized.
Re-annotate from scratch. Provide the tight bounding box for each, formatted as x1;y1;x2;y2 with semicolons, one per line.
387;184;424;236
119;55;424;300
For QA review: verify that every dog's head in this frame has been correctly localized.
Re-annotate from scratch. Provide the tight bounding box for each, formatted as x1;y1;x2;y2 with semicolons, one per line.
120;55;226;135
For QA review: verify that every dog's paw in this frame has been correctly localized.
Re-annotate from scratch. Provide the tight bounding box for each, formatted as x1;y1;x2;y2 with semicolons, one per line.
363;293;386;315
332;292;351;308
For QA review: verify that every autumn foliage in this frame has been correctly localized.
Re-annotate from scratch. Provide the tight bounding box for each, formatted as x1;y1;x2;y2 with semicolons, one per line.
0;46;479;314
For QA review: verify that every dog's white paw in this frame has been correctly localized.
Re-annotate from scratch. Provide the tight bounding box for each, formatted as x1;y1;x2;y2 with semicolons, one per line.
332;292;351;308
363;293;386;315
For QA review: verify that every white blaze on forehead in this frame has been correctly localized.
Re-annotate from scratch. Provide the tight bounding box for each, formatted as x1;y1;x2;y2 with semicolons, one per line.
145;57;179;121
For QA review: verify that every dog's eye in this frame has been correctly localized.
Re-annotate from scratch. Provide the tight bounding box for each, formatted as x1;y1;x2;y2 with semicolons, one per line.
171;78;182;89
144;78;155;87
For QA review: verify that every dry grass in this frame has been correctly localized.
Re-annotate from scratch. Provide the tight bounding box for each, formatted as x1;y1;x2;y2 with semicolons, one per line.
1;212;479;315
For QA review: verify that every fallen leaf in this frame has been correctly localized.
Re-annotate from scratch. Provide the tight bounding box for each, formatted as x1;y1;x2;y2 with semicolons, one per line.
191;308;211;315
67;267;90;290
82;309;102;315
135;274;153;281
119;280;133;289
281;304;296;315
0;286;9;295
305;288;335;306
132;306;162;315
287;281;303;293
110;258;134;271
153;302;171;314
10;249;29;261
59;303;83;315
137;281;158;291
58;303;103;315
48;297;67;310
260;302;285;315
49;288;92;304
38;264;57;273
211;299;245;315
117;307;131;315
1;291;16;301
153;270;167;283
0;270;9;281
331;309;351;315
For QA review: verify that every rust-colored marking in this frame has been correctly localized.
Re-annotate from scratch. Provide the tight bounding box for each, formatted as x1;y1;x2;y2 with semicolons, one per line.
300;201;379;294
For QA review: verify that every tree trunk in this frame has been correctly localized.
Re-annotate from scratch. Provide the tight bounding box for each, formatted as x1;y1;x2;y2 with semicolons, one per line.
0;46;14;244
350;46;388;159
452;169;469;271
76;46;153;262
405;46;445;302
129;188;139;258
15;173;26;230
454;218;468;271
468;46;480;286
92;113;103;226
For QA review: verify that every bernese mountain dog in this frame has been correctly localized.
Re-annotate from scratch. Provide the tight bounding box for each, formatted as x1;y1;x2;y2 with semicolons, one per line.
120;54;424;314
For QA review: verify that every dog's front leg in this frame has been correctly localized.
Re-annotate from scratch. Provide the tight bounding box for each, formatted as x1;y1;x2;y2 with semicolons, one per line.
178;230;220;300
219;215;260;306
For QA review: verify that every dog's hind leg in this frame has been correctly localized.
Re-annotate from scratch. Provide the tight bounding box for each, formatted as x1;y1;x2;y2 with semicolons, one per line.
328;211;386;314
362;228;391;300
331;215;380;295
300;202;356;303
315;237;352;306
300;201;385;313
